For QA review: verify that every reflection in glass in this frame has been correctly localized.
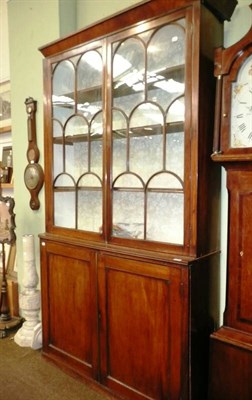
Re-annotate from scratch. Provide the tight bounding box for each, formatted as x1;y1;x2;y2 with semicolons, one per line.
77;50;103;119
148;23;185;74
113;37;145;112
52;60;75;126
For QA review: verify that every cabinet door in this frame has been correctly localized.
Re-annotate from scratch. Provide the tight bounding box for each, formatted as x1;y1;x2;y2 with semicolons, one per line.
49;40;104;238
98;254;187;400
109;12;188;253
225;167;252;333
40;240;99;379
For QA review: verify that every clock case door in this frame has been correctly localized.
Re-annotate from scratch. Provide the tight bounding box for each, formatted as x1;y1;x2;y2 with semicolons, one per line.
212;20;252;162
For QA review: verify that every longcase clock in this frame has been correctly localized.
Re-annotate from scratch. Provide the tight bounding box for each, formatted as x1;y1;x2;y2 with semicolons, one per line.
209;5;252;399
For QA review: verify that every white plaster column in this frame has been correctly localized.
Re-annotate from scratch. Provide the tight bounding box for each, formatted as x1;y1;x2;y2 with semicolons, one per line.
14;234;42;349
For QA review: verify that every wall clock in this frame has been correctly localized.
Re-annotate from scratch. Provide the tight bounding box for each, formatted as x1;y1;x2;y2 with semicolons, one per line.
212;9;252;161
230;53;252;148
24;97;44;210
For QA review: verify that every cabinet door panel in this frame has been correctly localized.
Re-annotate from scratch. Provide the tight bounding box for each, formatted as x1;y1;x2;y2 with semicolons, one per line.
226;169;252;332
98;255;187;400
40;241;98;378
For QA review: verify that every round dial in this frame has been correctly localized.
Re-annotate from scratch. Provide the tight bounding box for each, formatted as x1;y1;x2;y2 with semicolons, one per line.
230;53;252;148
24;163;42;190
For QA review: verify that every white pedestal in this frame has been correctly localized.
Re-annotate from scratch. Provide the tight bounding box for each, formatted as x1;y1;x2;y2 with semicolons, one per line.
14;235;42;349
14;289;42;349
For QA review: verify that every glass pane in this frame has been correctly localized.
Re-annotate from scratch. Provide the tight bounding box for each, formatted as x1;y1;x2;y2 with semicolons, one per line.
54;191;76;228
148;22;185;73
53;119;63;138
147;22;185;108
113;191;144;239
53;144;63;180
77;175;102;232
52;60;75;124
65;115;88;138
147;192;184;244
167;96;185;123
54;173;75;187
112;109;128;178
78;173;102;187
65;143;75;178
112;173;144;239
113;173;144;188
90;112;103;178
130;103;163;181
148;172;183;189
77;190;102;232
113;38;145;113
77;50;103;118
166;132;184;180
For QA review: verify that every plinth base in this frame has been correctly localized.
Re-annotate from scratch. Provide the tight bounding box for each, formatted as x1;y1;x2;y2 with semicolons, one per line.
14;321;42;349
0;316;23;338
209;326;252;400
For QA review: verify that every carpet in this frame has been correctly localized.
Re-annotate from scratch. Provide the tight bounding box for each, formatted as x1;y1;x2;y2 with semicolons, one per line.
0;334;114;400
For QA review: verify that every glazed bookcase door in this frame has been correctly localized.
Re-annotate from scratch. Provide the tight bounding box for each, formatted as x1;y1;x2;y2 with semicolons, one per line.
108;13;190;251
45;11;193;252
51;40;104;237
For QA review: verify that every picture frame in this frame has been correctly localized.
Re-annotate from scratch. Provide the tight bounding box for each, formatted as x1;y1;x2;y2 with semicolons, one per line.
0;195;16;245
2;145;12;167
0;80;11;133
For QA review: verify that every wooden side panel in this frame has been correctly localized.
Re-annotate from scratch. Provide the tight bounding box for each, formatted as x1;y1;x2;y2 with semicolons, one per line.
98;254;187;400
40;240;99;379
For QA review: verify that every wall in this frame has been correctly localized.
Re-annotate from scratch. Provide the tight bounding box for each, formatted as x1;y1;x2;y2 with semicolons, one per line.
3;0;252;325
76;0;144;28
0;0;10;81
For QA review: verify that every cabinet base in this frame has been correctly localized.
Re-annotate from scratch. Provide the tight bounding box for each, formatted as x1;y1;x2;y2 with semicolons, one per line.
208;326;252;400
